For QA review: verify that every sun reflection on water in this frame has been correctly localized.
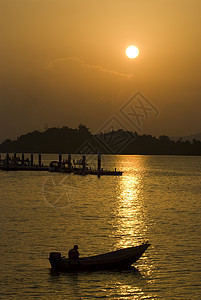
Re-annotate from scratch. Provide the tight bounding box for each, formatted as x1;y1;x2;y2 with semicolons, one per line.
107;282;145;299
110;158;148;250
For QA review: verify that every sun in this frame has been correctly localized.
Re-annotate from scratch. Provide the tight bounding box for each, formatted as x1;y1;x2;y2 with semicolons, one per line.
126;46;139;59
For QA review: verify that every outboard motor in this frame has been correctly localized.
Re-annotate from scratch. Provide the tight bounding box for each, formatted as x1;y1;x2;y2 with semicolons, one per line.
49;252;62;270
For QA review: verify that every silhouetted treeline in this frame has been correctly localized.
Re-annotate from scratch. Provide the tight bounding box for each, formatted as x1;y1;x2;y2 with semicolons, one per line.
0;125;201;155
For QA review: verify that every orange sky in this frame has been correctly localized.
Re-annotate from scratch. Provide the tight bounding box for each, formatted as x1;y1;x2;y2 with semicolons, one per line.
0;0;201;142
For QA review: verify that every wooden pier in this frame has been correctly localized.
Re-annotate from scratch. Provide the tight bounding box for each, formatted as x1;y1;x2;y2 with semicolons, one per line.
0;153;49;171
0;153;123;176
49;154;123;176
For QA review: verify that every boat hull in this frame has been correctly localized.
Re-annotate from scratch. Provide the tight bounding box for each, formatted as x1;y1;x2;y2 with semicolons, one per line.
49;243;150;272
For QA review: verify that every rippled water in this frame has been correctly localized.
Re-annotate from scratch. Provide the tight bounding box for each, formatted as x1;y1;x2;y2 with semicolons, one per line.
0;155;201;299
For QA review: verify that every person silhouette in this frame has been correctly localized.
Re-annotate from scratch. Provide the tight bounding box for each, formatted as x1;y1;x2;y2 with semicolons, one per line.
68;245;79;260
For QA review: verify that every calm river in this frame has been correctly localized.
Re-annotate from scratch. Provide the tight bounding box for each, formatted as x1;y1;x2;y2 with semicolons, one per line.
0;155;201;299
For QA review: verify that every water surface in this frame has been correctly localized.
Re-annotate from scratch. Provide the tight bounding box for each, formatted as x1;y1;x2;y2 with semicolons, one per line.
0;155;201;299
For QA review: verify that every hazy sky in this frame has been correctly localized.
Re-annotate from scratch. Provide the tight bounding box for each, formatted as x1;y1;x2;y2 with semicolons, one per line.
1;0;201;142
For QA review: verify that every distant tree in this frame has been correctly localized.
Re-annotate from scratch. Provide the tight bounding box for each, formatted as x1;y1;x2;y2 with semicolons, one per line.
78;124;90;134
0;125;200;155
159;135;170;143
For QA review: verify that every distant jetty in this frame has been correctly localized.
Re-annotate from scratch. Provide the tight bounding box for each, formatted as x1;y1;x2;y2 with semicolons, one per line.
0;153;123;177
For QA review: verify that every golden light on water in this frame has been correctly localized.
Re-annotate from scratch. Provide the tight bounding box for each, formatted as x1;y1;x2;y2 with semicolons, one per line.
111;157;148;250
115;176;146;248
126;45;139;59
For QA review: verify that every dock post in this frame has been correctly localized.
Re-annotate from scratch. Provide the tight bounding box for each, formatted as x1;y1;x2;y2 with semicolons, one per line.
97;153;101;177
22;153;24;166
59;153;62;168
38;153;41;167
68;154;71;169
13;152;17;166
31;153;33;166
82;154;86;171
6;152;9;168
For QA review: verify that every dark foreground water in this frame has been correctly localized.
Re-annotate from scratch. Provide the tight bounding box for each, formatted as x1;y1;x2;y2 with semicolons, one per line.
0;155;201;299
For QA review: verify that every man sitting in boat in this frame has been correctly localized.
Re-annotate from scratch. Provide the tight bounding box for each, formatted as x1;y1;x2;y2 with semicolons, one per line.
68;245;79;260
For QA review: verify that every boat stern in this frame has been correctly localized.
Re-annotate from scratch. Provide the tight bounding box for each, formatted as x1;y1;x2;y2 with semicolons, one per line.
49;252;62;270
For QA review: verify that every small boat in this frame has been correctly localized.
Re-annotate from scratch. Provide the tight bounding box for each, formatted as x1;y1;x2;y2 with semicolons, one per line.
49;242;150;272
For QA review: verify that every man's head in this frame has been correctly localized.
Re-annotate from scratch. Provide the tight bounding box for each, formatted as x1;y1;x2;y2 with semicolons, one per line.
73;245;79;250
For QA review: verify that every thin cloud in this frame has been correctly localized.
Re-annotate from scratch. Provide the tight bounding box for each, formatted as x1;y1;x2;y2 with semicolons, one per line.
45;57;133;79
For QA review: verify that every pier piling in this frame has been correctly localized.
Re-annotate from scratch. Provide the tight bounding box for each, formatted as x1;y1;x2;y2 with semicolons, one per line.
98;154;101;177
68;154;71;169
6;153;9;167
31;153;33;166
82;154;86;171
38;153;41;167
22;153;24;166
13;152;17;165
59;153;62;168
